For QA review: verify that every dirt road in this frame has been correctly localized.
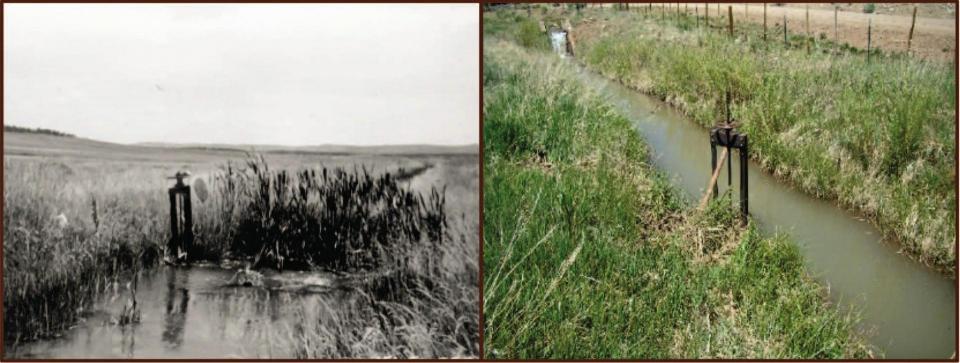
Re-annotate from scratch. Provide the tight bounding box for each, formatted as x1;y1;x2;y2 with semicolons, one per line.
678;3;956;62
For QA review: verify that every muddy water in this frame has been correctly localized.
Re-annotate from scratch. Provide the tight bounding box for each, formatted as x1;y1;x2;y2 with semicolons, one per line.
5;266;352;358
564;45;955;358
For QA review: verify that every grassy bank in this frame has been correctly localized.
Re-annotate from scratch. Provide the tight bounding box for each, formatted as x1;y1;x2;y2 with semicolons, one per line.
3;148;478;357
551;8;956;274
482;37;870;358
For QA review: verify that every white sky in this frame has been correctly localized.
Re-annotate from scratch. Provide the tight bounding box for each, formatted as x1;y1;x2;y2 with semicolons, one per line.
3;4;478;146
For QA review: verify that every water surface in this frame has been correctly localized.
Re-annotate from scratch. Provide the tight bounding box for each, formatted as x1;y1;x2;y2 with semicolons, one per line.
565;42;955;358
6;266;351;358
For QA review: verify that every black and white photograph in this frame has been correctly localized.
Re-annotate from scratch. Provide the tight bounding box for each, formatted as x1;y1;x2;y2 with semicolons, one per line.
3;3;479;359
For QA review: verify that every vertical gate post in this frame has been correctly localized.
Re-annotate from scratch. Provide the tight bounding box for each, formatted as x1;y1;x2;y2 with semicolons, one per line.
726;144;732;187
740;136;749;219
169;189;178;249
167;171;193;263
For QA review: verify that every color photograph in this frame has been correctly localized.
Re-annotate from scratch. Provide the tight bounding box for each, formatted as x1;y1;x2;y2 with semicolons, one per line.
482;3;956;359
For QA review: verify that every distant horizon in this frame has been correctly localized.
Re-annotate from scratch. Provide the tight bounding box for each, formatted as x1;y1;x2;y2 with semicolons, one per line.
4;123;478;149
4;4;479;146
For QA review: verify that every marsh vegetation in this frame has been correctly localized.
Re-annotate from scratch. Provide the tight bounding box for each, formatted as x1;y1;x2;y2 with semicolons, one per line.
3;133;479;358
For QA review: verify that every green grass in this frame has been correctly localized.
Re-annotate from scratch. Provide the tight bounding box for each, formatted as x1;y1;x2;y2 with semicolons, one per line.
3;134;479;358
561;9;956;274
482;37;870;359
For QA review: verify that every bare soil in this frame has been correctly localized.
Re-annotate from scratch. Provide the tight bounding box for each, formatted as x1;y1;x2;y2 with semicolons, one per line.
686;3;956;62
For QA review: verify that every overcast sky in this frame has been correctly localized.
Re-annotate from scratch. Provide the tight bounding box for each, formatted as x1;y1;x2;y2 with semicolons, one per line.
4;4;478;146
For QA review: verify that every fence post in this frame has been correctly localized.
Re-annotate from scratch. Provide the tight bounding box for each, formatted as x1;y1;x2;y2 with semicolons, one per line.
763;3;767;41
907;6;917;53
867;18;872;62
728;6;733;38
783;14;788;46
705;3;709;27
806;4;811;54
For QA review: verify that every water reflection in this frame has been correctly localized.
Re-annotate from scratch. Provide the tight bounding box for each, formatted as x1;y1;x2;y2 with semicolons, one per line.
162;267;189;349
6;266;350;358
121;325;137;358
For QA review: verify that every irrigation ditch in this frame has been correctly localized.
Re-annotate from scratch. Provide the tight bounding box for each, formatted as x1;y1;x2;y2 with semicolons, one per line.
4;157;475;358
547;27;955;359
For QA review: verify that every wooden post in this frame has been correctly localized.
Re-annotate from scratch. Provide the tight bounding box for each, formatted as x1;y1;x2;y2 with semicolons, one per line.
763;3;767;41
783;14;788;46
711;140;718;198
700;148;729;210
696;6;699;28
867;18;872;62
806;4;811;54
907;6;917;53
727;6;733;38
705;3;709;27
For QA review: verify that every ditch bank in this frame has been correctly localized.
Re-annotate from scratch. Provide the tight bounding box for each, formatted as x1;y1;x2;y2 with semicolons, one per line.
550;29;956;359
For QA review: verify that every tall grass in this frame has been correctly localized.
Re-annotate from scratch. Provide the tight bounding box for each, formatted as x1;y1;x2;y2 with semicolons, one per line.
194;155;446;274
3;155;478;357
483;38;869;358
3;160;165;342
565;10;956;274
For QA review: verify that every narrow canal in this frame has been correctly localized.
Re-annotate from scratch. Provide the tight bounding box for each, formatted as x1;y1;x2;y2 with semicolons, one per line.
552;30;956;359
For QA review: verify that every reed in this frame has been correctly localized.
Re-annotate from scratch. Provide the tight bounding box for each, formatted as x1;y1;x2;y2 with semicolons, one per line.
3;154;478;357
193;155;447;274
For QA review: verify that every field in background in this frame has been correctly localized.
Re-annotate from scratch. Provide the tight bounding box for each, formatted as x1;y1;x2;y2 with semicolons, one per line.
483;28;869;358
550;3;956;61
3;131;479;358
